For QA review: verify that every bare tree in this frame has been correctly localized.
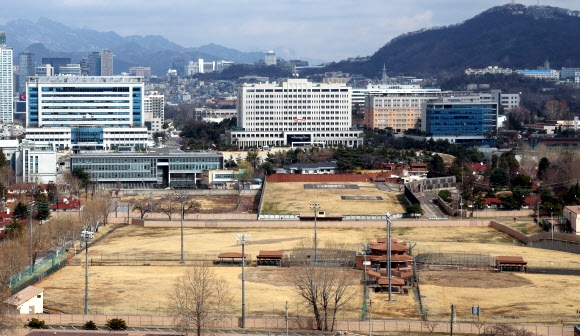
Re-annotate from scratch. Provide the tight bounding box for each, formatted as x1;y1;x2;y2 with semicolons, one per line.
132;197;158;220
92;194;113;226
48;215;82;256
291;260;358;331
157;197;178;221
167;262;233;336
483;324;536;336
422;321;440;335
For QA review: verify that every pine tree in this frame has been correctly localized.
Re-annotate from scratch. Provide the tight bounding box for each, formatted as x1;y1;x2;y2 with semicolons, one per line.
13;202;29;220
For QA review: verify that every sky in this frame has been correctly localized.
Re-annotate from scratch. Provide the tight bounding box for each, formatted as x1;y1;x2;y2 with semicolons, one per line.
2;0;580;62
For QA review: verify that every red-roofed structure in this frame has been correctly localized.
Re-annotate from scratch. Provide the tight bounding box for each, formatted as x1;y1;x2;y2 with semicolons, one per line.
484;197;502;208
49;198;81;212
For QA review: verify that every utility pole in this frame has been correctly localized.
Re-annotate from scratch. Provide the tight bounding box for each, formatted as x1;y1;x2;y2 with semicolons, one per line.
386;211;392;302
237;234;251;328
310;203;320;262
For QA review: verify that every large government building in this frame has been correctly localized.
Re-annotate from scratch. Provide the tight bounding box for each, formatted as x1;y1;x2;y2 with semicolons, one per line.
70;149;223;188
25;76;150;151
228;78;363;149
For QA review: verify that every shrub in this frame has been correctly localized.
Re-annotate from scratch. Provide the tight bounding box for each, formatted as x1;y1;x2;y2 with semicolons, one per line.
438;190;452;203
28;318;47;329
83;320;98;330
106;318;127;331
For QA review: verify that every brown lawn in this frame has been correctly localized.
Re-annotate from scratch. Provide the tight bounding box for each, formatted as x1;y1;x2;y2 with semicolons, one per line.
419;270;580;321
36;225;580;321
261;182;406;215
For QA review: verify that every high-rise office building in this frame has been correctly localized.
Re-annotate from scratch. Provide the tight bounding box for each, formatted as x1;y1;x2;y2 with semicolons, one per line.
0;32;13;124
41;57;71;75
25;76;148;151
100;50;113;76
229;78;363;148
88;52;101;76
18;51;35;94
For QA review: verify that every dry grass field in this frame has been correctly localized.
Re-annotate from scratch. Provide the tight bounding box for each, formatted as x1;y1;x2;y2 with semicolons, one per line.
261;182;406;215
499;220;545;235
419;270;580;321
37;224;580;320
123;195;241;213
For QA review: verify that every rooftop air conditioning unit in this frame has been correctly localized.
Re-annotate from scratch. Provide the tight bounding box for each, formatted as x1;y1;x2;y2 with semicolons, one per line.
318;211;326;218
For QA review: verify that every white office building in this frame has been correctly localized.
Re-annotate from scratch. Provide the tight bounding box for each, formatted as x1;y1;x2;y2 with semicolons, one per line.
19;141;57;184
229;78;363;148
25;76;148;151
144;91;165;133
518;69;560;81
0;32;13;124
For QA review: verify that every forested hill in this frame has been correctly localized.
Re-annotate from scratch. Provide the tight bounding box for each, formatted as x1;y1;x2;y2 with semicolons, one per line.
325;4;580;77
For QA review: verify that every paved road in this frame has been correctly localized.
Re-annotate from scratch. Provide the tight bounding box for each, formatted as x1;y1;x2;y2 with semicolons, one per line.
416;192;447;219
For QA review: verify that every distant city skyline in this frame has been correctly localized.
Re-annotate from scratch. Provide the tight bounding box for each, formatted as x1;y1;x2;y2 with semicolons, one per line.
1;0;580;62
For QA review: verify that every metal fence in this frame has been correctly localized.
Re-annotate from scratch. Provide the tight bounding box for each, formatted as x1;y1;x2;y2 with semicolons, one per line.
9;252;68;293
67;252;236;267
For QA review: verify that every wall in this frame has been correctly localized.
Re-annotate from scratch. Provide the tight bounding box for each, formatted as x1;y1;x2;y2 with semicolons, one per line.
143;219;487;228
17;294;43;314
267;174;378;183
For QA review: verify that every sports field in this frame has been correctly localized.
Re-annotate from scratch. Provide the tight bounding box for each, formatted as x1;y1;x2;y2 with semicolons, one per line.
261;182;406;215
36;224;580;321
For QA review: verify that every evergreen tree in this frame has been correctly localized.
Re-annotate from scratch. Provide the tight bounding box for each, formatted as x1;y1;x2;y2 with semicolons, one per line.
34;200;50;222
537;157;550;180
13;202;29;220
0;148;8;168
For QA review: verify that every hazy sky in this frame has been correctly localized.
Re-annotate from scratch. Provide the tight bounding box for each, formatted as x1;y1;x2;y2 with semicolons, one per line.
2;0;580;61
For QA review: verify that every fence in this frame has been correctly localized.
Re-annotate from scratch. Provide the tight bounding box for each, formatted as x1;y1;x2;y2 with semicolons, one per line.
67;252;243;267
9;252;67;293
14;314;576;335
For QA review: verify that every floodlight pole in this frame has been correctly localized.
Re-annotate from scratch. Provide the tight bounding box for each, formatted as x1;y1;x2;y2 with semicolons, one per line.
310;203;320;262
237;234;251;328
28;202;35;272
386;211;392;302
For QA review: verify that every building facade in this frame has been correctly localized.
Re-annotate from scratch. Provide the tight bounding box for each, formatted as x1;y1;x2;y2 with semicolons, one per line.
70;150;223;188
265;51;276;66
25;76;147;151
20;141;57;184
143;91;165;133
0;33;13;124
41;58;71;75
518;69;560;81
229;78;363;148
18;51;35;94
362;85;442;132
88;52;101;76
100;50;114;76
421;96;498;142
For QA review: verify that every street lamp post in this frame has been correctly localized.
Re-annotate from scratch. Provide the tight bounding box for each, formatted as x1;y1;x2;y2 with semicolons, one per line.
237;234;251;328
82;228;94;315
310;203;320;262
28;202;35;272
368;299;373;336
174;191;189;264
385;211;392;302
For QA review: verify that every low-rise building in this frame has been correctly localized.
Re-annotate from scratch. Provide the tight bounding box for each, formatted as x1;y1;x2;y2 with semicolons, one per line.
280;162;338;174
201;169;236;189
70;149;223;188
5;286;44;314
564;205;580;235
